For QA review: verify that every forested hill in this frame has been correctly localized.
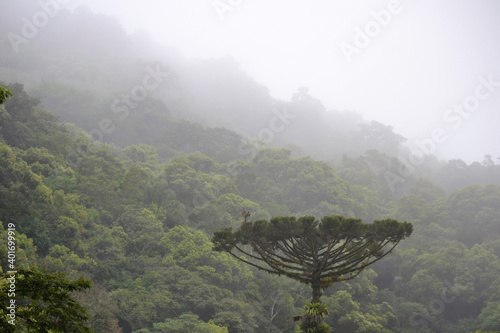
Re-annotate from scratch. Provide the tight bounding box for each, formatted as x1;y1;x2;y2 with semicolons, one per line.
1;5;500;333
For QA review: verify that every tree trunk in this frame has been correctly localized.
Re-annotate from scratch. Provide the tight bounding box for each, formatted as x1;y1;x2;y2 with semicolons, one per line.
311;280;322;304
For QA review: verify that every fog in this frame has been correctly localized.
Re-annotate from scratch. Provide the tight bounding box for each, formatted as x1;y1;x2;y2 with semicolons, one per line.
4;0;500;163
58;0;499;163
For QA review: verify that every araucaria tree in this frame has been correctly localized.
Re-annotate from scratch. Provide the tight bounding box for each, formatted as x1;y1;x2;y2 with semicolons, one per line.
212;215;412;331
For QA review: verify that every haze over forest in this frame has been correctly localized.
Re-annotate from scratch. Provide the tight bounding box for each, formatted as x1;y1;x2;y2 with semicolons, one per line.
1;1;500;333
58;0;500;162
3;0;500;163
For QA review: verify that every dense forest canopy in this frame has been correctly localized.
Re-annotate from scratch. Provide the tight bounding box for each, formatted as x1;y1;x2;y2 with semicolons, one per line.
1;4;500;333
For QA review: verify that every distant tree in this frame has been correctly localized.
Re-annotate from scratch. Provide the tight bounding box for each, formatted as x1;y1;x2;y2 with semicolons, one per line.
355;121;406;156
212;215;412;332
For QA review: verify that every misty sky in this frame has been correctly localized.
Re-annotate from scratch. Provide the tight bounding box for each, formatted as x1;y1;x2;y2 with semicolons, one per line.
56;1;500;162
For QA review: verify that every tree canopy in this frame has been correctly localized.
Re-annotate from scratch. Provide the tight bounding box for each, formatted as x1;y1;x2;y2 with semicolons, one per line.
0;267;93;332
213;215;412;331
0;86;12;104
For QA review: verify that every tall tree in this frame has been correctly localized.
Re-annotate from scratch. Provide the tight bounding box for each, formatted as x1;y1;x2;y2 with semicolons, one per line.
212;215;412;331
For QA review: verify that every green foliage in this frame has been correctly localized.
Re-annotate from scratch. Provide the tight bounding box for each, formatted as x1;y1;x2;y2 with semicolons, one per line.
133;313;228;333
122;144;160;172
215;193;260;226
114;207;164;256
0;267;93;332
336;150;407;200
111;284;172;332
0;85;12;104
0;83;72;156
0;224;37;272
336;310;392;333
440;185;500;246
298;303;331;333
476;302;500;332
73;284;121;332
0;142;54;253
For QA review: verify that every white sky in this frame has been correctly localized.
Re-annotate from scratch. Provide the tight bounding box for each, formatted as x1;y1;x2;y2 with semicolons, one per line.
67;0;500;163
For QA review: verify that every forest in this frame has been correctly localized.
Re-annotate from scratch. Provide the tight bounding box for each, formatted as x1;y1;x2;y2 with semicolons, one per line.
1;4;500;333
